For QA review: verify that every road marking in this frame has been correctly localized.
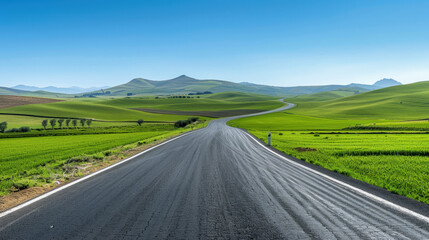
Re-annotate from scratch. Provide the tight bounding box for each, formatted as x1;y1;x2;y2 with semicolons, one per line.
0;131;195;219
243;131;429;224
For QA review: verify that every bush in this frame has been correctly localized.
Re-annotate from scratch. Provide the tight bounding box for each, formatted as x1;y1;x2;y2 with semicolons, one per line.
5;126;31;133
189;117;199;122
174;120;188;128
6;128;19;133
11;179;35;192
19;126;31;132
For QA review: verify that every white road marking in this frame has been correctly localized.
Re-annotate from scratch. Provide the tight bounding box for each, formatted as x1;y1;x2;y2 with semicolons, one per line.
0;131;194;219
243;131;429;224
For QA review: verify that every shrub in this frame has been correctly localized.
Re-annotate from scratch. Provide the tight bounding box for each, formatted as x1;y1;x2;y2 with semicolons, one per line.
188;117;199;122
5;127;31;133
19;126;31;132
6;128;19;133
11;179;35;192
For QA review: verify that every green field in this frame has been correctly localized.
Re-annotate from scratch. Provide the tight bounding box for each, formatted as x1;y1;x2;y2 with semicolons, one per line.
0;92;281;130
287;81;429;120
229;81;429;204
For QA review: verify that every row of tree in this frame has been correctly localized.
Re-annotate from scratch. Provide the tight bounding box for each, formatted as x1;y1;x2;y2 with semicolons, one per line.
42;118;93;129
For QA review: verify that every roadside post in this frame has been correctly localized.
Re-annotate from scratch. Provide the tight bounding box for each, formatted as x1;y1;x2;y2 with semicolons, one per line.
268;131;271;146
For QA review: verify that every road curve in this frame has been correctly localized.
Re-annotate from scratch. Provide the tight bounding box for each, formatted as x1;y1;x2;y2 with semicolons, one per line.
1;102;429;239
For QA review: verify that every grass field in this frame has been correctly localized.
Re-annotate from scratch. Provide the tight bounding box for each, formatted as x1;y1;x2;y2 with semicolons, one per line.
287;81;429;120
229;82;429;204
0;92;280;129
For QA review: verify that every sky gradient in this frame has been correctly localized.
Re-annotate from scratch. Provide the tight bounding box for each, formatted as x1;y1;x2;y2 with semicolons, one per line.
1;0;429;87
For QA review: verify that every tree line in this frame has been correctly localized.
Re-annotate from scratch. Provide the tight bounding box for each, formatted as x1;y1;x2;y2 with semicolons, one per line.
42;118;93;129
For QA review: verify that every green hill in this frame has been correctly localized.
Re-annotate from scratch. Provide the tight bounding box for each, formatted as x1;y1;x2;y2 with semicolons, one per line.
289;81;429;120
285;88;364;102
0;87;70;98
87;75;394;97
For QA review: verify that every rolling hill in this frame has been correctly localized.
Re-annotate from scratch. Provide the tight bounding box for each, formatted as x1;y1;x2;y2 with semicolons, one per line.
12;85;110;94
86;75;401;97
289;81;429;120
0;87;70;98
3;75;402;98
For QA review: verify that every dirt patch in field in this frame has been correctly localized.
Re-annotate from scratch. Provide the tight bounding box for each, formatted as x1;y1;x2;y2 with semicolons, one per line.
0;187;49;212
134;108;264;118
0;95;63;109
294;147;317;152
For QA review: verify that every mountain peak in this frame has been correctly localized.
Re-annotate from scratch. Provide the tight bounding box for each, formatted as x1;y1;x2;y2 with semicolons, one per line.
170;75;196;81
373;78;402;88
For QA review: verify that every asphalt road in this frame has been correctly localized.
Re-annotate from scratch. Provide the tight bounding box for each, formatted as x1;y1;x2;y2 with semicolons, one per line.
1;103;429;239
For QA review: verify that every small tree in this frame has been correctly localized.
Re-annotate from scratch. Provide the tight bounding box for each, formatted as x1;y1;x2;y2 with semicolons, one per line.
72;119;78;128
50;119;57;129
66;119;71;128
0;121;7;133
58;119;65;128
80;119;86;127
42;119;48;130
86;119;93;127
137;119;144;126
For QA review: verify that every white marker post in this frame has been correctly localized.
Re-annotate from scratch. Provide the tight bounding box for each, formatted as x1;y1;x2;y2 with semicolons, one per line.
268;131;271;146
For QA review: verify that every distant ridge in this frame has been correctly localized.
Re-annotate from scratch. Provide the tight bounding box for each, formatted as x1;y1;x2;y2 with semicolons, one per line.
90;75;402;97
12;85;110;94
373;78;402;88
2;76;402;97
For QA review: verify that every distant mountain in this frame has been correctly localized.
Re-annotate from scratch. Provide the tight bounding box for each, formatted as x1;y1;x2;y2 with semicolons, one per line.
12;85;110;94
3;76;403;98
373;78;402;88
89;75;401;97
0;87;70;98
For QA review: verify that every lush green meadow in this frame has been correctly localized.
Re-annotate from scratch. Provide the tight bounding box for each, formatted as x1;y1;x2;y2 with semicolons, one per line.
0;92;280;129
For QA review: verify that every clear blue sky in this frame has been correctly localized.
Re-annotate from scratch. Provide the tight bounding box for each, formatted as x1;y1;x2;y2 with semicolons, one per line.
1;0;429;87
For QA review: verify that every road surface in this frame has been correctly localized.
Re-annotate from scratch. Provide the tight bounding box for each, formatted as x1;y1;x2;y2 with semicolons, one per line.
1;103;429;239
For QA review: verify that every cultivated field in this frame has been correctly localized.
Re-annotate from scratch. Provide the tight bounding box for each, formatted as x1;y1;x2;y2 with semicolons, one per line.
0;95;62;109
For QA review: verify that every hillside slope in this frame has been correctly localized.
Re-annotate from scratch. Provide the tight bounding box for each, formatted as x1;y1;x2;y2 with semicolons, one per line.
289;81;429;120
0;87;70;98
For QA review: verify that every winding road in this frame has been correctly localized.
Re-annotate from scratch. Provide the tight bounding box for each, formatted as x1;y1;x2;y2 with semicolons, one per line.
1;102;429;239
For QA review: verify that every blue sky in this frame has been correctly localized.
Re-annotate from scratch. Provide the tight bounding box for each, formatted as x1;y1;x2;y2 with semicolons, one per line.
1;0;429;87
